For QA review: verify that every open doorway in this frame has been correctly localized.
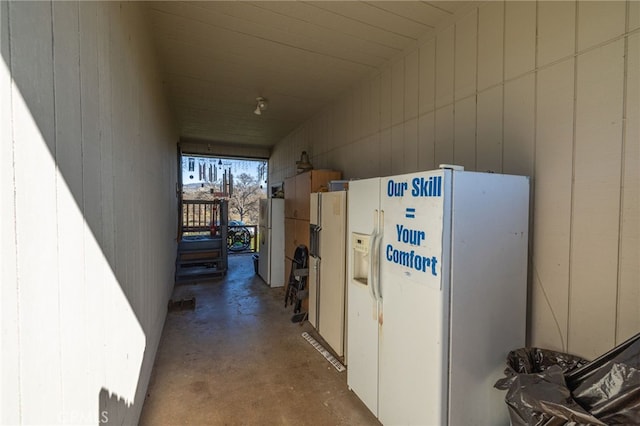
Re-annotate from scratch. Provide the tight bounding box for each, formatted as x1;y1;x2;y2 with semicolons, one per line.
175;152;268;283
179;153;268;253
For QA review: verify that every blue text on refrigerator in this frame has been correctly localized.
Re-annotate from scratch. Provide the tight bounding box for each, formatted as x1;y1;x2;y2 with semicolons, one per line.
385;224;438;276
386;176;442;198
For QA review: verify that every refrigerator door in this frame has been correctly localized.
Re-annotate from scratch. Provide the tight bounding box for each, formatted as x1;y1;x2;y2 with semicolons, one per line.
258;225;270;284
309;193;320;328
317;191;347;356
377;170;451;426
346;177;381;416
309;256;319;328
447;172;528;425
268;199;285;288
259;198;269;227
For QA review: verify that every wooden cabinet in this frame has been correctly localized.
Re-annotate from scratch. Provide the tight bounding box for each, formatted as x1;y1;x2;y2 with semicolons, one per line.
284;175;297;219
284;217;296;264
284;170;341;261
284;169;341;316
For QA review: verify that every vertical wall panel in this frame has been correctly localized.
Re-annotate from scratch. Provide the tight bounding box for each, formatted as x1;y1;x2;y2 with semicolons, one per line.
570;40;624;359
404;49;419;120
435;26;454;108
537;1;576;67
371;73;381;133
379;127;392;176
10;2;63;422
454;9;477;100
391;123;404;175
532;58;574;352
418;38;436;114
94;2;114;410
505;1;536;79
380;67;391;130
418;111;435;171
617;33;639;343
391;58;404;126
339;97;350;148
434;105;454;166
352;85;362;141
404;117;418;173
578;1;626;51
453;96;476;169
80;2;101;241
504;74;535;176
52;2;91;421
0;1;20;423
477;1;503;91
476;85;503;172
336;95;350;149
349;138;366;179
361;78;371;136
363;133;381;178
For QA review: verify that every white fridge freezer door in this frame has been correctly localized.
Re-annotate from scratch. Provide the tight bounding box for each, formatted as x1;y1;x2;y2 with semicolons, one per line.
377;170;450;426
310;192;320;226
346;177;381;417
258;225;270;284
317;191;347;357
259;198;269;227
269;199;285;287
309;256;319;328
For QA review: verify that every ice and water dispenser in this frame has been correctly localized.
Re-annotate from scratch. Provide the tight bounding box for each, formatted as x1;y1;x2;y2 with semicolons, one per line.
351;233;370;285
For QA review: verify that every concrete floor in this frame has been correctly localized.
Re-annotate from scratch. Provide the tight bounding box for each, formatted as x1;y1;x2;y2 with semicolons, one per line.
139;254;379;425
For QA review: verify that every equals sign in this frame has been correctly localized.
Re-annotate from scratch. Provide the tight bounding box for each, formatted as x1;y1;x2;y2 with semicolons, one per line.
405;208;416;218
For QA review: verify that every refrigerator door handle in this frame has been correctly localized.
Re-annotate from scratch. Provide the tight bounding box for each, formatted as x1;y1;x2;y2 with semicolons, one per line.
376;210;384;301
368;214;378;303
368;235;376;302
309;224;321;258
369;209;381;302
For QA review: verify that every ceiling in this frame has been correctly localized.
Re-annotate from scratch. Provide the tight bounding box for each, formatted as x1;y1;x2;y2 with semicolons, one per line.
147;1;474;153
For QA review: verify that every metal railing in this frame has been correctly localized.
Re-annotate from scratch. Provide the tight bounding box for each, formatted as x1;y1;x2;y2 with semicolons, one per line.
181;200;218;234
181;200;258;253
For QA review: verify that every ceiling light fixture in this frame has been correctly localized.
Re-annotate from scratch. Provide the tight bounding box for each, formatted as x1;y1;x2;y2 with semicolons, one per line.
254;97;268;115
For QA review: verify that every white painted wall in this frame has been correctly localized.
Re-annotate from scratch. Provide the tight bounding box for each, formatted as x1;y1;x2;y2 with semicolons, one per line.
270;0;639;360
1;2;178;424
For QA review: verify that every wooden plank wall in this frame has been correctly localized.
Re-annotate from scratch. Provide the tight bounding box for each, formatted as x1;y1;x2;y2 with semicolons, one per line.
1;2;178;424
269;0;640;360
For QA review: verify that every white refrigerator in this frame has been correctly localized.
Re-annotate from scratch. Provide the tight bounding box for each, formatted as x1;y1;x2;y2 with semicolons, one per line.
258;198;285;288
347;167;529;425
309;191;347;358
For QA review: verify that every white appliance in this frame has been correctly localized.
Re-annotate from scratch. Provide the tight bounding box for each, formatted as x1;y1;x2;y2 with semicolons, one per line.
258;198;285;287
309;191;347;358
347;167;529;425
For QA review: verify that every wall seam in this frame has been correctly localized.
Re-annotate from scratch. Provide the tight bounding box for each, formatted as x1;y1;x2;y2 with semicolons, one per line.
49;0;65;414
432;35;437;167
615;0;631;345
414;50;419;168
77;1;90;403
474;6;479;171
452;21;457;165
500;1;507;173
567;0;580;353
529;0;540;349
6;1;23;422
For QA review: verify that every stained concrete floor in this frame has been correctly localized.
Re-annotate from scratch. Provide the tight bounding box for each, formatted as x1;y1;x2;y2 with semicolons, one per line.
139;254;379;425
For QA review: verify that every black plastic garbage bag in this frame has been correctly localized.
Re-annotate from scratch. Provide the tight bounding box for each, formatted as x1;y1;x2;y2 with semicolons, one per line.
495;332;640;425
